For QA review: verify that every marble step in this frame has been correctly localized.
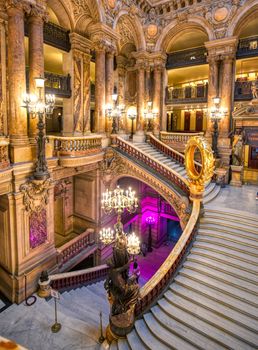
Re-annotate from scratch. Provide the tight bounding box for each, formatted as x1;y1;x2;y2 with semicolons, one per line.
200;219;258;237
190;246;258;274
163;291;258;348
187;253;258;284
110;342;118;350
198;226;258;244
117;338;131;350
203;182;216;196
158;297;255;350
175;273;258;319
134;318;170;350
183;261;258;296
193;241;258;266
126;328;148;349
180;267;258;306
150;304;225;350
198;228;258;247
202;212;258;230
170;282;258;333
195;235;258;257
143;312;198;350
204;207;258;224
202;185;221;204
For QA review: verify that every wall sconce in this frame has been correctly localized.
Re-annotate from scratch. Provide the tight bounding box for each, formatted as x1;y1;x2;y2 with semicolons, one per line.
144;101;158;132
127;106;137;139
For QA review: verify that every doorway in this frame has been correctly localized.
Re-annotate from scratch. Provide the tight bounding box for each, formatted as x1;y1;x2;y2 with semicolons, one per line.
184;112;190;131
196;111;203;132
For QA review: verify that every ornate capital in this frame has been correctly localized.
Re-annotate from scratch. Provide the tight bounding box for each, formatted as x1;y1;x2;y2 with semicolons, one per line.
6;0;31;14
20;178;52;213
29;4;48;22
70;32;92;55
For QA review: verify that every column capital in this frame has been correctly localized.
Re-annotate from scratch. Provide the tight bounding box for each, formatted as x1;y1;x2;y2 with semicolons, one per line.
205;36;238;62
29;3;48;22
70;32;92;55
6;0;32;14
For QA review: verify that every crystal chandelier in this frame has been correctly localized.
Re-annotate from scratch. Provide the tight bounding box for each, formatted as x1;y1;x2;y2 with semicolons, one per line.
144;101;158;132
106;91;125;134
127;232;141;255
99;227;115;245
101;186;138;216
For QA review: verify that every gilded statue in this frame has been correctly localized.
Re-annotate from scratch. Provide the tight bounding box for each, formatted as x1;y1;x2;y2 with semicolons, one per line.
251;81;258;99
232;135;243;166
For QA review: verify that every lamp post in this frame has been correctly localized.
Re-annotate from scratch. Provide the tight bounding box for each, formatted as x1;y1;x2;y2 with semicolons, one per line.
144;101;157;132
210;97;226;158
146;215;155;252
106;91;125;134
23;77;55;180
127;106;137;139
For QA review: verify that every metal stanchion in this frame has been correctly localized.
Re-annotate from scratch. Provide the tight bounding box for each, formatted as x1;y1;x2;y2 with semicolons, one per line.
98;311;105;343
51;289;62;333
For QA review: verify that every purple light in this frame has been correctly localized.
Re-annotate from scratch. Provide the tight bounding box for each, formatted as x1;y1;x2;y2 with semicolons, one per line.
146;215;155;225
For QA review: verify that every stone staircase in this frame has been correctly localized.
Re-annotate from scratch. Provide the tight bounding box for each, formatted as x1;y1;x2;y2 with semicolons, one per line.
134;142;220;204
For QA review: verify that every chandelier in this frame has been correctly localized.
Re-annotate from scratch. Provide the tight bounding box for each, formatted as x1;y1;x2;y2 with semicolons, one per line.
99;227;115;245
144;101;158;132
106;92;125;134
101;186;138;215
127;232;141;255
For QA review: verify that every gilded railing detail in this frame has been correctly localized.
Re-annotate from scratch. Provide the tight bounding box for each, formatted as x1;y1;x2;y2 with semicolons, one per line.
56;228;96;269
160;131;204;146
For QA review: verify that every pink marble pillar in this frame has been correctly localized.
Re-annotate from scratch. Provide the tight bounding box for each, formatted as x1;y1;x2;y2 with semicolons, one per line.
136;65;145;134
153;65;162;135
105;51;114;105
83;53;91;134
95;47;106;133
207;56;219;136
221;56;234;137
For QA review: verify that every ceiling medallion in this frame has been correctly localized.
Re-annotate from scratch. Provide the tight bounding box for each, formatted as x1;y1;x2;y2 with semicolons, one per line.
108;0;116;9
147;23;158;38
213;7;229;22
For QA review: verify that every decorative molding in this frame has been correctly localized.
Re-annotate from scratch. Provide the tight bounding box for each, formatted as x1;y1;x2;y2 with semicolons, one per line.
20;178;51;213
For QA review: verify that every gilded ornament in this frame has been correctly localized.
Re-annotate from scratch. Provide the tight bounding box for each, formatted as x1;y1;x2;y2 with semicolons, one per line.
213;7;229;22
147;24;158;38
20;178;52;213
108;0;116;9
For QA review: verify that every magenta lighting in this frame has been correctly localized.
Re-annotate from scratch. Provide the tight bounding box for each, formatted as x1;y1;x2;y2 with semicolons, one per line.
146;215;155;225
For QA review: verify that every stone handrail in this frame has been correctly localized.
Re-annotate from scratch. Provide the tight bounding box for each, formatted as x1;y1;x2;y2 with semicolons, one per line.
56;228;96;269
0;136;10;170
48;135;102;157
160;131;204;145
50;264;109;290
135;199;200;316
150;134;202;173
114;136;190;196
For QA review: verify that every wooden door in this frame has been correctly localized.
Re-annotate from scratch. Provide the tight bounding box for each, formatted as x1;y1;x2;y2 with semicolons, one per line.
249;147;258;169
184;112;190;131
196;111;203;132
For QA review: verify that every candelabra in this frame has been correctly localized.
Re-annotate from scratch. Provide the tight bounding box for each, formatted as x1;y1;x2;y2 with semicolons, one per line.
127;106;137;139
99;228;114;245
210;97;227;158
127;232;141;255
106;92;125;134
146;215;155;252
23;77;55;180
144;101;158;132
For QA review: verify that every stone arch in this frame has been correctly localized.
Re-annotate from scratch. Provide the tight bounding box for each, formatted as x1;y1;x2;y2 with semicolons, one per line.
47;0;74;30
228;0;258;37
114;11;146;51
155;18;214;52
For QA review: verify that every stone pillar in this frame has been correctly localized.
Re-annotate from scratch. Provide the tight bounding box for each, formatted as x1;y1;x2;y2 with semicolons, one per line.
83;53;91;134
7;1;30;162
206;56;219;136
117;55;127;133
94;46;106;133
105;51;114;106
28;6;46;140
145;66;151;102
161;67;168;131
135;63;145;139
153;65;162;135
0;18;7;135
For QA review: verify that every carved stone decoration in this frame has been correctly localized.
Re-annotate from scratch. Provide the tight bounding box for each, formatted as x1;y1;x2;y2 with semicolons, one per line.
29;209;47;249
20;178;51;213
73;51;83;133
213;7;229;22
100;148;126;187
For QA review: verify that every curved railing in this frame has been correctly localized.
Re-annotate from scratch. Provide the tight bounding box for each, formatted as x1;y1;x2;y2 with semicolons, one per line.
115;136;190;196
160;131;204;146
135;200;200;316
50;264;109;290
149;134;202;173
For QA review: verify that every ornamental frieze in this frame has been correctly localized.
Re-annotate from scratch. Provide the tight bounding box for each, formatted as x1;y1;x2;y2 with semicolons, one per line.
20;178;52;213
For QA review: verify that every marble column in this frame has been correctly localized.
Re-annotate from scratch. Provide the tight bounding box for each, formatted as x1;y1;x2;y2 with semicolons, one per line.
28;9;46;140
0;18;7;135
207;56;219;135
83;53;91;134
136;64;145;134
95;47;106;133
153;65;162;135
221;55;234;137
7;2;29;146
105;51;114;105
145;66;151;102
161;67;168;132
117;56;127;133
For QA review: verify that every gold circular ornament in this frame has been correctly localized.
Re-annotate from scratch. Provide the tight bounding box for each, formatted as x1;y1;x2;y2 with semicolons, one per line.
185;136;215;194
108;0;116;9
213;7;229;22
147;24;158;38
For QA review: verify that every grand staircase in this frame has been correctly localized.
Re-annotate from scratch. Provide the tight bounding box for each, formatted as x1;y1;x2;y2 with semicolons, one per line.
133;141;220;204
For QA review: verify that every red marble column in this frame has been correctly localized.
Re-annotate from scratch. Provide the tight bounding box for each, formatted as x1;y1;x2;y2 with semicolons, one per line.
153;65;162;135
136;65;145;133
221;56;234;137
207;56;219;136
94;48;106;133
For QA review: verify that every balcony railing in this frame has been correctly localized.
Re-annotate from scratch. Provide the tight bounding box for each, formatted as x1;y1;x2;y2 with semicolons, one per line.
25;21;71;52
234;80;257;101
237;36;258;59
26;69;71;98
166;84;208;104
56;228;96;270
166;47;207;69
160;131;204;153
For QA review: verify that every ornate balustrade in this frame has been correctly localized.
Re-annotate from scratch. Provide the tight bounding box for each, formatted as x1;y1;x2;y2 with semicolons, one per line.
56;228;96;269
237;36;258;59
0;137;10;170
160;131;204;153
135;200;200;316
50;264;109;291
25;21;70;52
166;84;208;104
166;47;207;69
114;136;190;196
234;80;257;101
49;135;102;157
149;134;202;174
